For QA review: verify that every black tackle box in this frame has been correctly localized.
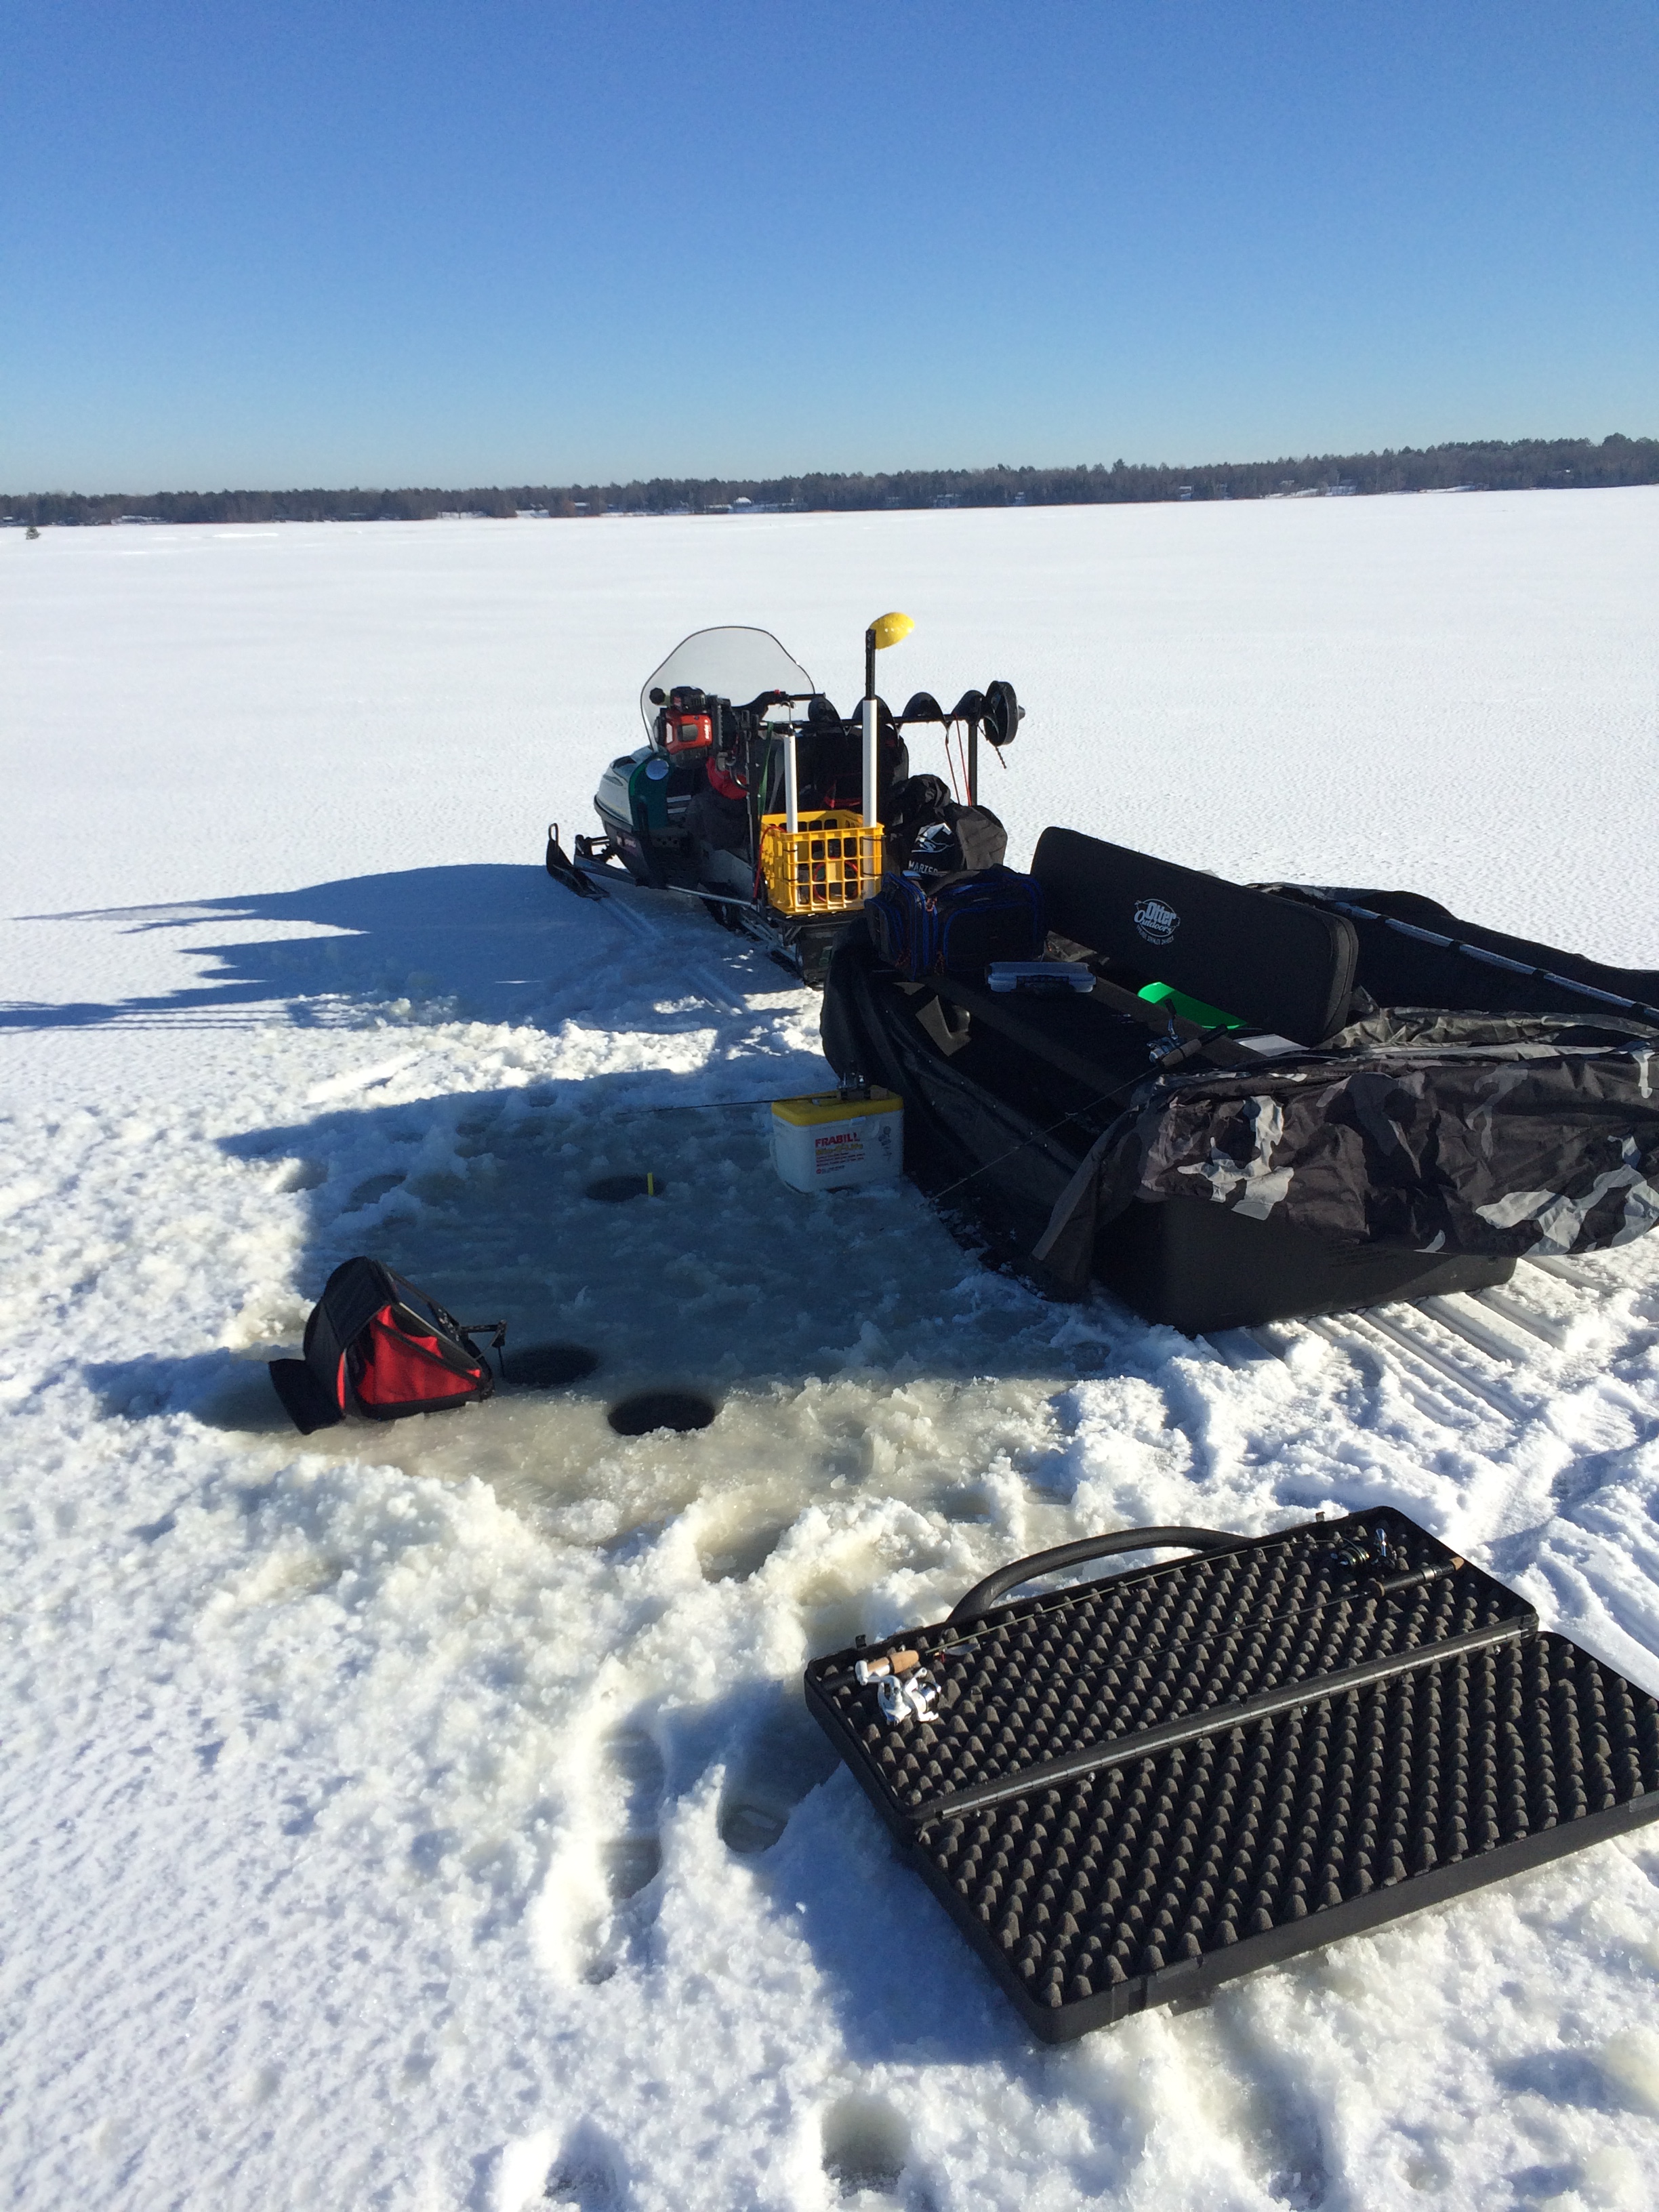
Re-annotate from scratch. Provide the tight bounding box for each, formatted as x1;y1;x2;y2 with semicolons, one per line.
804;1510;1659;2041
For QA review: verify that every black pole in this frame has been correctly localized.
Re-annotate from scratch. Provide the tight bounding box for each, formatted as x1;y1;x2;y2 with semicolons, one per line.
864;626;876;701
968;719;979;805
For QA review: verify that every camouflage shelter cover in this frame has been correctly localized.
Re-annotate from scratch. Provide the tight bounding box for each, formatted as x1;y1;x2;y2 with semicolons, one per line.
820;872;1659;1307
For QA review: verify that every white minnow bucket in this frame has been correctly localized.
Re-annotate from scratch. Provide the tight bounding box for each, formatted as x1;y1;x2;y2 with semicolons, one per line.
771;1086;903;1193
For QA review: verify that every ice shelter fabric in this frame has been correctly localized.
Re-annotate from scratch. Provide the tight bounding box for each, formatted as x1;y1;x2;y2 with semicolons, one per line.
820;933;1659;1299
1105;1035;1659;1260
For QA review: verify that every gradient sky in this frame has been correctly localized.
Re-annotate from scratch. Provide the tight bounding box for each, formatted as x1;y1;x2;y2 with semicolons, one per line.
4;1;1655;490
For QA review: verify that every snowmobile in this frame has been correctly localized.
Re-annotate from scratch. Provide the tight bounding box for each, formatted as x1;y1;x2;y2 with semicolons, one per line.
546;618;1023;981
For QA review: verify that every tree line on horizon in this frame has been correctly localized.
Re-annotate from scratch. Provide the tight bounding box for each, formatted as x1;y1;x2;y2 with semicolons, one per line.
5;434;1655;527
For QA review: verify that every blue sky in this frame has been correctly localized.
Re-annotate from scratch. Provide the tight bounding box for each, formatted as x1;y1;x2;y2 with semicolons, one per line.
3;1;1655;489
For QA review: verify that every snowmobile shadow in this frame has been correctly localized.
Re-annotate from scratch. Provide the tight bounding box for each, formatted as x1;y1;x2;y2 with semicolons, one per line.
217;1071;1096;1403
7;862;776;1036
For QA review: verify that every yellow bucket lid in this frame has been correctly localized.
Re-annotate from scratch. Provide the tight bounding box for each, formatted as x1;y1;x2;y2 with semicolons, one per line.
771;1086;901;1126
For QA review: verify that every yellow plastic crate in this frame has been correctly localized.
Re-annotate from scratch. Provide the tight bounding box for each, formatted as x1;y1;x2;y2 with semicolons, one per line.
758;811;884;916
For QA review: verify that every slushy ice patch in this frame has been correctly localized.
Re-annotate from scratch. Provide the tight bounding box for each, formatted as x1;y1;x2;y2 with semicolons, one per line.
232;1083;1091;1542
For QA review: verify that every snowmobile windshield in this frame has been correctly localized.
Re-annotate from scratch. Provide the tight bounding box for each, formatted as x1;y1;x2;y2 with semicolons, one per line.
640;628;815;739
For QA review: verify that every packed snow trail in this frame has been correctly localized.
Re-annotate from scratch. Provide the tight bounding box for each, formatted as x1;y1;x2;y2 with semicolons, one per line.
3;499;1658;2211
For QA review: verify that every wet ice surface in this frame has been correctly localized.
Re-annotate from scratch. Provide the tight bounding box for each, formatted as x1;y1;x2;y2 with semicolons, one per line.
3;497;1659;2211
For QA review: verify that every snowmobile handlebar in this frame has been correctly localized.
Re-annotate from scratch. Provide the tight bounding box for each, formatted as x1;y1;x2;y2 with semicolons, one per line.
653;685;1020;727
947;1525;1246;1625
736;688;815;712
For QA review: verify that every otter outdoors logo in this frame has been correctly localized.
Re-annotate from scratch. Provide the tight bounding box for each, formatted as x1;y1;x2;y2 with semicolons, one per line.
1134;896;1180;946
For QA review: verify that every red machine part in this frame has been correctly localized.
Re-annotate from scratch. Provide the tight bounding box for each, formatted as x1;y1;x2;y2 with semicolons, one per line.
662;710;713;756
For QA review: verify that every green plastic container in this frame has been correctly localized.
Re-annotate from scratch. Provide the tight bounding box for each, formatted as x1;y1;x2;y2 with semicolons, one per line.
1138;979;1244;1031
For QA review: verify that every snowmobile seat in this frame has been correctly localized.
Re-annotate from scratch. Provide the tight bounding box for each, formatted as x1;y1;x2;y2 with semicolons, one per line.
1031;827;1358;1047
683;777;750;855
925;968;1160;1096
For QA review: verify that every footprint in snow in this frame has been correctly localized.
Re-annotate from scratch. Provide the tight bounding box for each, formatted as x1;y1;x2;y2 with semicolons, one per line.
821;2094;914;2205
342;1169;406;1210
602;1726;665;1902
718;1690;840;1856
543;2118;630;2210
579;1727;667;1985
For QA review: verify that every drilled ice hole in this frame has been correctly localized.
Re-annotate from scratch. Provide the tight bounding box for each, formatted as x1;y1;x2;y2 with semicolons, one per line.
607;1389;717;1437
584;1174;667;1203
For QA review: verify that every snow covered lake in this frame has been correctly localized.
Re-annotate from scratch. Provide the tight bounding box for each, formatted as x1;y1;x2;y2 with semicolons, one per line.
3;489;1658;2209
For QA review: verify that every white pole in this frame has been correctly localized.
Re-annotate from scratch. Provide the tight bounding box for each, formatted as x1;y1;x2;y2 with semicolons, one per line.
862;697;878;830
785;724;799;834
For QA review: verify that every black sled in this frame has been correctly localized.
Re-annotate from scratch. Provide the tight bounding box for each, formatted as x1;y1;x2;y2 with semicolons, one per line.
822;824;1659;1332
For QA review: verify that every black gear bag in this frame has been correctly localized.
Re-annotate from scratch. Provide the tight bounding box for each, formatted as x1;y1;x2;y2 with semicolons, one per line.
886;775;1010;886
867;866;1047;982
269;1257;506;1435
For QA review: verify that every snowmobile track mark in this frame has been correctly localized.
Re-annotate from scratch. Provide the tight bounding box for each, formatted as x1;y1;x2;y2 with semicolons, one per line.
1352;1307;1528;1421
1216;1261;1631;1435
1297;1312;1479;1430
1473;1284;1573;1349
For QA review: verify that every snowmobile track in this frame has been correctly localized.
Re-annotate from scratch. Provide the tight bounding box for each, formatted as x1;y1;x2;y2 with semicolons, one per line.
1208;1258;1631;1435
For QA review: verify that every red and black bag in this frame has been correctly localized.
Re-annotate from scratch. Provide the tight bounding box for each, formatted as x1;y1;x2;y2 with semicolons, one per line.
269;1257;506;1435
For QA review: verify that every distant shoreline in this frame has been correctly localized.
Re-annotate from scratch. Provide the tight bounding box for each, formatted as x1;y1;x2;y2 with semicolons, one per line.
5;434;1655;527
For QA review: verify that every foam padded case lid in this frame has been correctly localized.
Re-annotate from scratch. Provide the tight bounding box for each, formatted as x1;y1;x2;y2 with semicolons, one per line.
805;1509;1659;2041
1033;827;1357;1045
